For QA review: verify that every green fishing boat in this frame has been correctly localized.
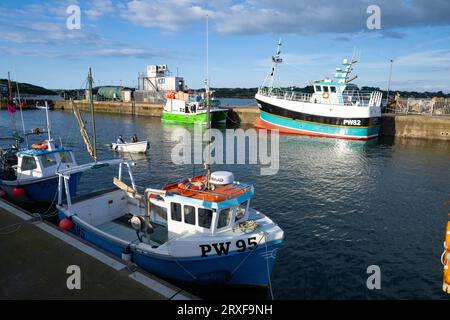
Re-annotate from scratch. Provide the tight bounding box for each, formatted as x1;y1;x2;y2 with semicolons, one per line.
162;91;228;125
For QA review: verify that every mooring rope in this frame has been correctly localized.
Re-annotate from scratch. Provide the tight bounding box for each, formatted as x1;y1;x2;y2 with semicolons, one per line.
264;232;275;300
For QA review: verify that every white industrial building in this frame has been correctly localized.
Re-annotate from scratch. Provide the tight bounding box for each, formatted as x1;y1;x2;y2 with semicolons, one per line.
135;64;185;102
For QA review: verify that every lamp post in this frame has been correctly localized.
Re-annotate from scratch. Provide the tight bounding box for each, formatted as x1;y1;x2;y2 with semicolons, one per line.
386;59;394;106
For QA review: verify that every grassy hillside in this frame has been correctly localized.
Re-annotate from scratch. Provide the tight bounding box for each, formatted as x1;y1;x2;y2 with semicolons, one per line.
0;79;57;95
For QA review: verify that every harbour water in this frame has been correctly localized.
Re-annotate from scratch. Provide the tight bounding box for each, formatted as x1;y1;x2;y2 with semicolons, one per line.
220;98;256;107
1;109;450;299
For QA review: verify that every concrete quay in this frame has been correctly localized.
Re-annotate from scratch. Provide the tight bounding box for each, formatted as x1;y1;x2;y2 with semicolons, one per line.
0;199;198;300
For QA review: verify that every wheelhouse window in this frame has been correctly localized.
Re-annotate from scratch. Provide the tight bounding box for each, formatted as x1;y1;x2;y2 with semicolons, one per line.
171;202;182;222
330;86;337;93
59;152;73;163
198;208;213;229
217;208;232;229
235;201;248;222
315;85;322;92
184;205;195;225
41;154;57;168
20;156;37;171
323;86;329;92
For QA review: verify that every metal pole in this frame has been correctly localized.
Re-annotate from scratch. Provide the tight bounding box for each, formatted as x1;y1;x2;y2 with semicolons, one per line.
88;67;97;162
386;59;393;106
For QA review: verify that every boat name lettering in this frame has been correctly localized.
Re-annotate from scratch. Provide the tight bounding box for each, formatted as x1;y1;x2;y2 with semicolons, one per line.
199;237;258;257
343;119;361;126
74;225;85;239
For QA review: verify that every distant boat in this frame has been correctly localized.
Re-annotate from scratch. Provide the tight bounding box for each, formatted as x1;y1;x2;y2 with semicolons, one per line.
254;40;382;140
111;140;149;153
162;91;228;125
35;104;54;110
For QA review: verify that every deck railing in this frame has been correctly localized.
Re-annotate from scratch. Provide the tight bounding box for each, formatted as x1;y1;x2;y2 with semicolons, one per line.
384;97;450;116
257;87;382;107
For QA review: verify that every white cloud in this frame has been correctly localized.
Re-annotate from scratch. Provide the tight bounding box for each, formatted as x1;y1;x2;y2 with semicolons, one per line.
395;49;450;69
0;1;167;59
85;0;115;19
116;0;450;36
359;49;450;71
120;0;212;32
0;46;164;59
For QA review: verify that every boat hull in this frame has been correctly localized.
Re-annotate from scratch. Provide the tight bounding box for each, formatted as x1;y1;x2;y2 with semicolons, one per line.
255;94;381;140
111;141;149;153
1;173;81;203
161;110;228;125
63;214;282;287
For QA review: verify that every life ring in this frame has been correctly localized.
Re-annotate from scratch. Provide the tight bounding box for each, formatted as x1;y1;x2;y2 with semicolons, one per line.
322;92;329;99
166;91;176;99
31;141;48;150
177;177;206;195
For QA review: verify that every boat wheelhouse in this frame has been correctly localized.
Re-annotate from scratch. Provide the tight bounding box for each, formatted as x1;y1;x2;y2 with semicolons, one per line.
57;162;284;286
162;91;228;125
255;41;382;140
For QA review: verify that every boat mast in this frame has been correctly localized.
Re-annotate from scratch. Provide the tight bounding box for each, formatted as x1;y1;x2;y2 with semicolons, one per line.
204;14;212;188
268;39;282;94
15;80;28;146
88;67;97;162
7;72;17;137
7;72;12;100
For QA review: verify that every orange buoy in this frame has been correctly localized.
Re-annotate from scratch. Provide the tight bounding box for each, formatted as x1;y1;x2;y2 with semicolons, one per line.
31;141;48;149
443;222;450;293
59;218;74;231
322;92;329;99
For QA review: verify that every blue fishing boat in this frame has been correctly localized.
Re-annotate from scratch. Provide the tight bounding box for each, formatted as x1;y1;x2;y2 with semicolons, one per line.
0;105;80;203
56;160;284;286
0;141;80;203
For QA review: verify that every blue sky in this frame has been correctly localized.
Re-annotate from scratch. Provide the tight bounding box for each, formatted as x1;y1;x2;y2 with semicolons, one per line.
1;0;449;92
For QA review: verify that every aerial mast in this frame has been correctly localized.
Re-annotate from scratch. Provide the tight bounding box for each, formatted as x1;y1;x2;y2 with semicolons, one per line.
267;39;283;94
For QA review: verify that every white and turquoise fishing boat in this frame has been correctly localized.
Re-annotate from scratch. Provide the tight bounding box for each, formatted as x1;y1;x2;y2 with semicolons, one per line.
56;160;284;286
255;41;383;140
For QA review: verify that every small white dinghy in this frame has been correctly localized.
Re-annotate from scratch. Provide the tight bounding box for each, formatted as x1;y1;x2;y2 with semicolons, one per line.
111;141;149;153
